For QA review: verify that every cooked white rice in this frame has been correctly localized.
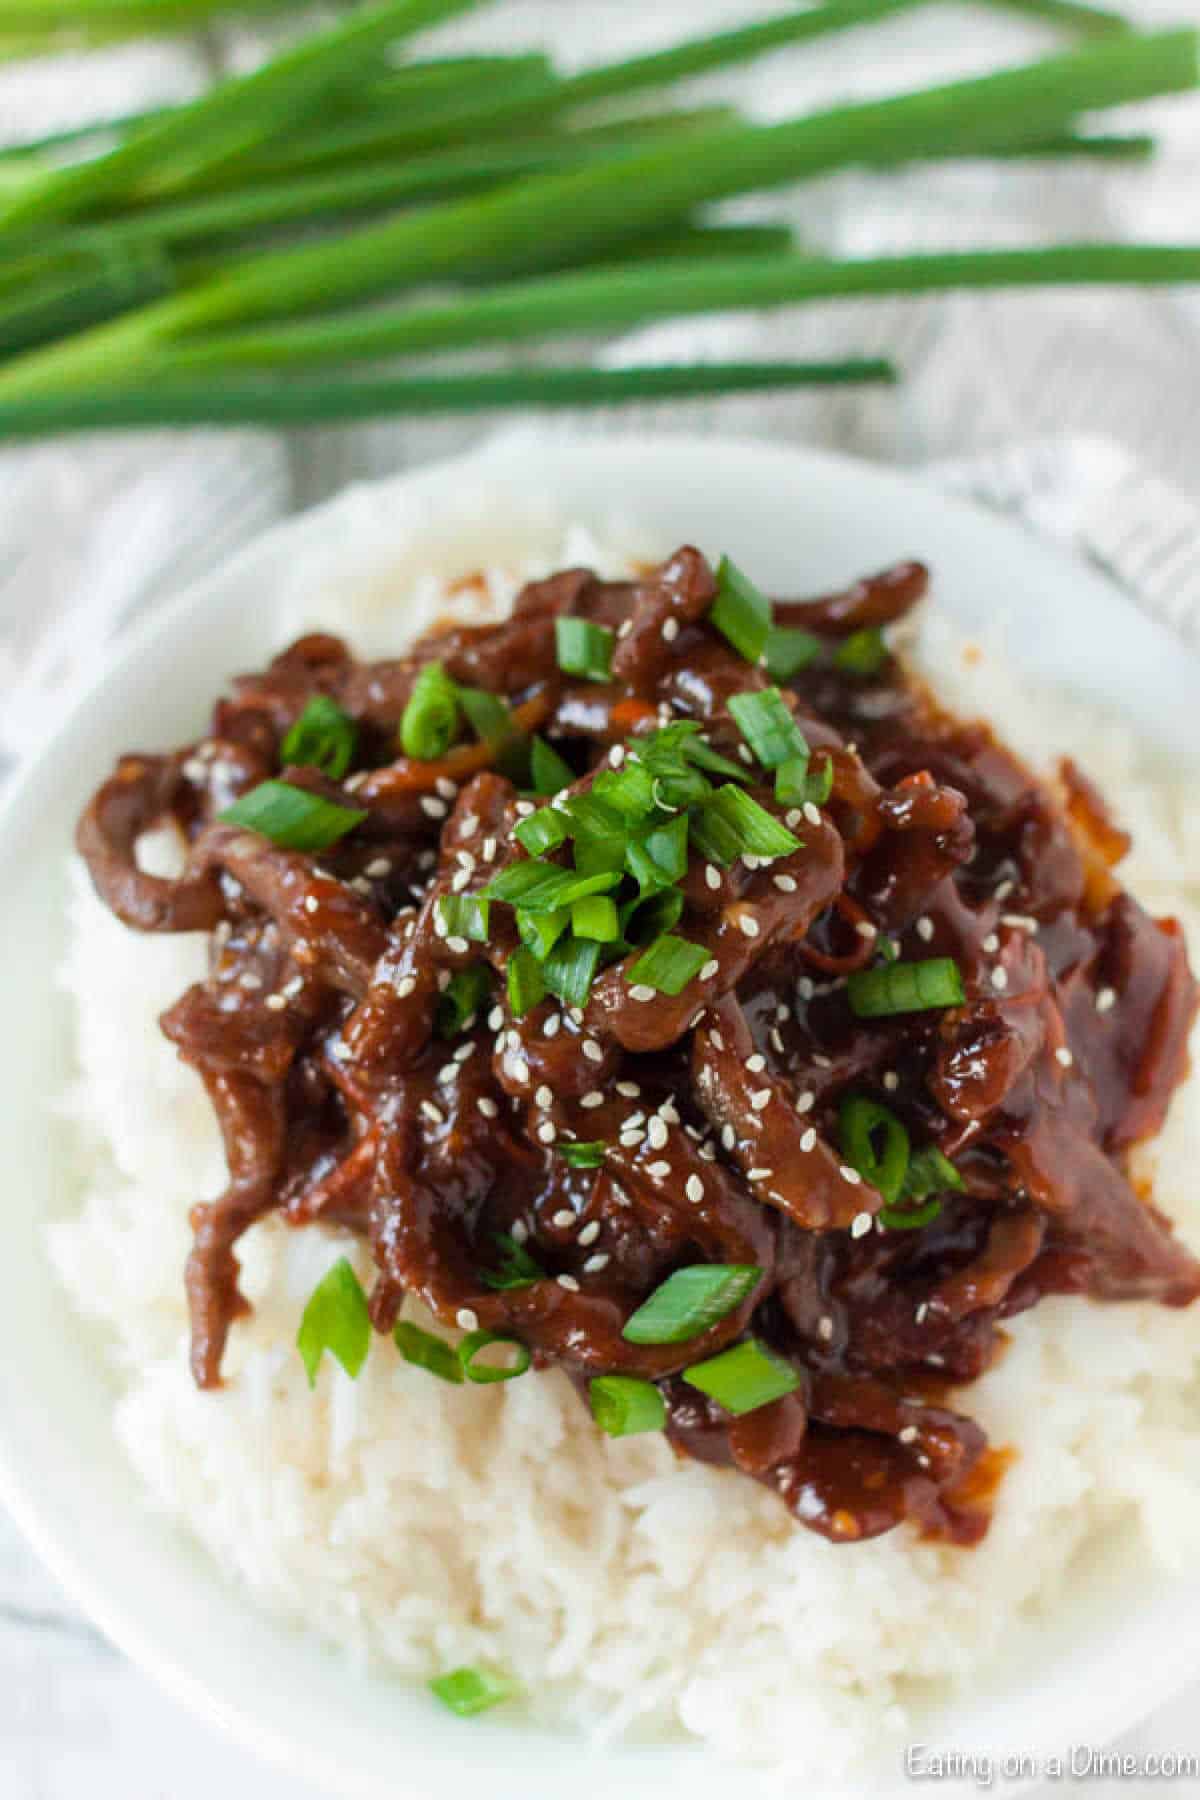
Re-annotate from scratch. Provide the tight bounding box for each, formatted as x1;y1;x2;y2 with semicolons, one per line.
50;528;1200;1778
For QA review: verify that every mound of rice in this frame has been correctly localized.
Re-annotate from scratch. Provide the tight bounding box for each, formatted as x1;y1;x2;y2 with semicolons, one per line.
50;530;1200;1777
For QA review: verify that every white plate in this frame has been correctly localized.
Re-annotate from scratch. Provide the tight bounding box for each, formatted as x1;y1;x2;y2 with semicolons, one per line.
0;434;1195;1800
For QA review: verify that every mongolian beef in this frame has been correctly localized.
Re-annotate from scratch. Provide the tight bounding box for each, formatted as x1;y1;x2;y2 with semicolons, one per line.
76;548;1200;1548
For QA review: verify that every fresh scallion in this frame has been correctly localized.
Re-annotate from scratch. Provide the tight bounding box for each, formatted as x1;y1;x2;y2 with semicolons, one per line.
430;1666;515;1717
555;617;615;683
776;751;833;807
458;1328;532;1383
557;1140;607;1168
572;894;619;941
590;1374;666;1437
832;626;888;677
847;957;965;1017
437;893;490;943
480;1232;545;1290
529;735;575;795
517;906;569;960
394;1319;464;1383
280;694;357;780
220;779;366;850
297;1257;371;1387
728;686;810;769
622;1263;761;1345
507;945;546;1017
709;555;773;665
682;1337;800;1415
627;933;708;996
514;804;569;856
879;1144;964;1229
436;964;490;1037
457;684;514;750
689;783;799;865
400;660;460;760
838;1094;910;1206
542;932;603;1008
621;885;684;946
507;866;622;916
764;625;822;679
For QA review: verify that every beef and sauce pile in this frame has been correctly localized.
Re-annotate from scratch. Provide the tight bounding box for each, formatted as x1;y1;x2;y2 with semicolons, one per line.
78;547;1199;1547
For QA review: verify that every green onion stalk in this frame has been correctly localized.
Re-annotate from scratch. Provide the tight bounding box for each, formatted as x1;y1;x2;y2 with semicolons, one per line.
0;26;1195;404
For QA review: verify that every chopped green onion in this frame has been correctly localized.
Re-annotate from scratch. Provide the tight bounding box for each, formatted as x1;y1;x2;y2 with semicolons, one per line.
517;906;569;961
878;1197;942;1231
430;1666;514;1718
457;685;514;751
764;625;822;680
555;617;614;683
394;1319;464;1383
833;626;888;677
625;814;689;893
507;946;546;1018
590;1375;666;1437
838;1095;910;1206
400;660;460;759
689;783;799;865
436;964;490;1038
575;834;628;878
480;1232;545;1290
776;751;833;807
628;933;708;997
682;1337;800;1415
514;805;569;856
458;1328;532;1384
562;787;628;840
557;1140;606;1169
710;555;772;665
437;893;490;944
622;1263;761;1345
572;894;619;941
727;687;809;769
847;957;965;1017
280;694;357;780
530;735;575;796
542;932;603;1009
220;779;366;851
482;859;571;906
621;885;684;947
297;1258;370;1388
595;758;659;818
633;719;748;786
904;1144;965;1201
509;866;621;916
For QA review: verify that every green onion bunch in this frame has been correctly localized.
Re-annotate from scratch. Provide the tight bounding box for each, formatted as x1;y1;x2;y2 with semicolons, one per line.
0;0;1196;435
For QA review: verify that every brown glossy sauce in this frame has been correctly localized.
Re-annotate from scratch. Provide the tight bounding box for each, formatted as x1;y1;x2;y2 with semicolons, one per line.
76;547;1200;1547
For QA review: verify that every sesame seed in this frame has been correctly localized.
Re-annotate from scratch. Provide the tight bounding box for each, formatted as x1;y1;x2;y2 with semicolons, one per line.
576;1222;601;1249
482;838;497;863
543;1013;561;1038
699;1141;716;1162
435;777;457;801
437;1063;459;1084
420;1100;445;1125
705;863;722;890
630;984;656;1003
773;873;797;893
477;1097;498;1119
982;932;1000;954
855;921;877;940
537;1121;556;1144
583;1253;610;1274
454;1042;476;1063
746;1054;766;1074
736;912;760;939
794;1090;815;1115
797;977;815;1001
570;1008;585;1025
803;801;822;827
557;1274;580;1292
1097;987;1116;1014
991;966;1009;992
785;809;803;830
551;1209;575;1229
662;617;680;643
882;1071;899;1093
841;1166;863;1186
721;1125;736;1151
460;815;479;836
700;958;720;981
511;1059;530;1085
239;972;263;991
619;1130;644;1148
303;895;319;915
507;1030;521;1051
769;1027;785;1054
800;1128;817;1153
581;1091;604;1109
737;744;755;765
850;1210;872;1237
818;1316;834;1342
647;1160;671;1179
456;1308;478;1332
365;858;391;879
609;745;626;767
450;869;471;893
616;1080;640;1098
617;619;633;640
646;1116;668;1150
624;1112;645;1130
899;1425;918;1444
514;800;535;818
395;975;416;998
535;1085;553;1110
265;992;287;1012
686;1174;704;1203
747;1167;773;1182
750;1089;771;1112
710;1028;725;1051
1002;913;1038;933
915;1301;929;1324
582;1039;604;1063
995;879;1015;901
446;936;470;956
420;796;447;820
916;916;934;942
1056;1046;1074;1068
